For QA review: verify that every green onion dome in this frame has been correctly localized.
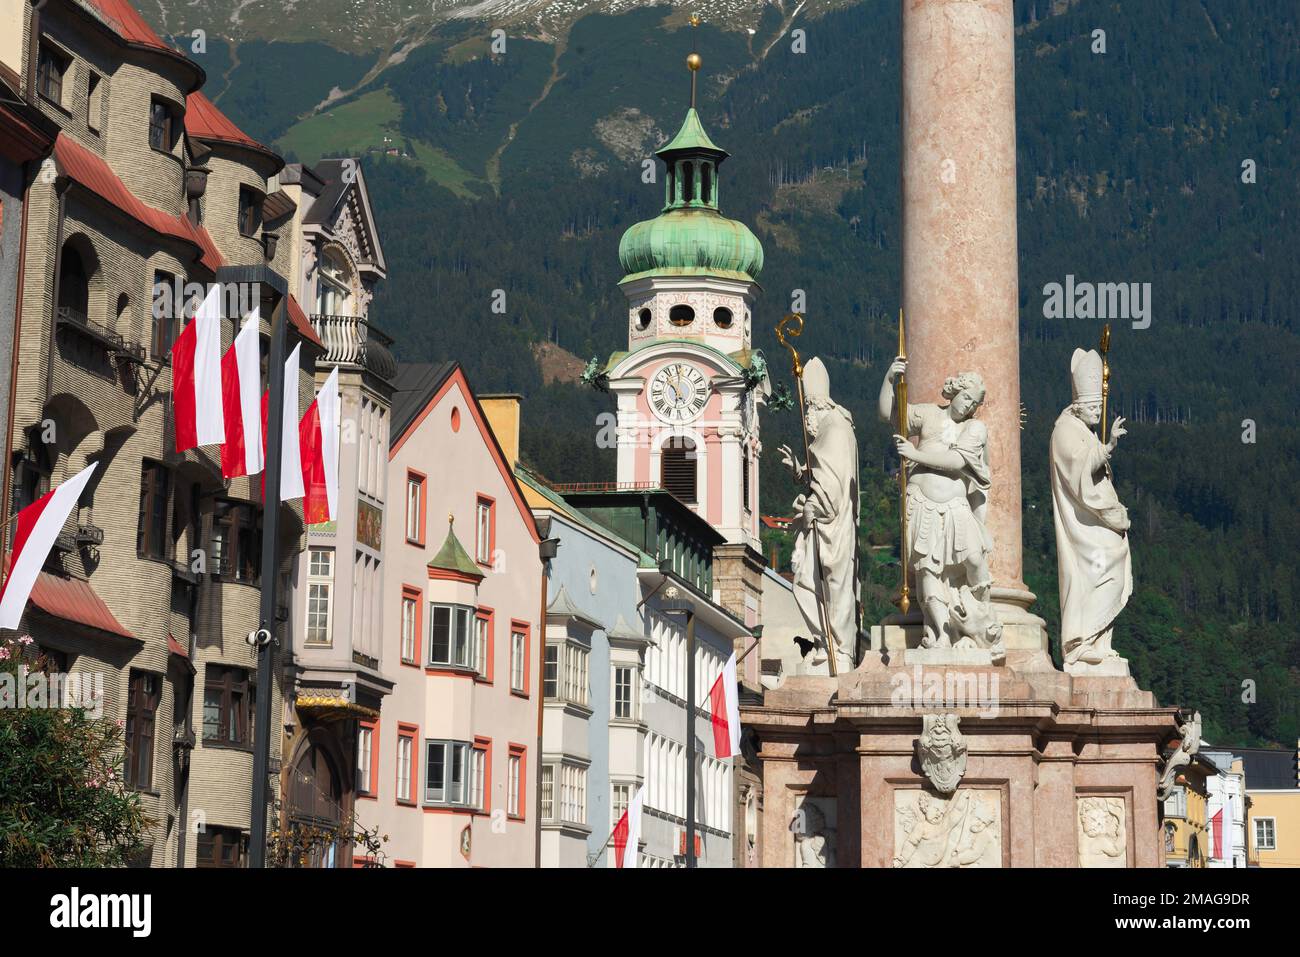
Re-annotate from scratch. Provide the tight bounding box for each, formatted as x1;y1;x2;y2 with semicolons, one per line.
617;108;764;284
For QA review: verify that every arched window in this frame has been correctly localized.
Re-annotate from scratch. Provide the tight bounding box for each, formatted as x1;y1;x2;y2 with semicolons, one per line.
316;248;354;317
661;437;697;504
57;244;90;319
680;162;695;204
287;742;345;868
669;304;695;326
701;163;712;205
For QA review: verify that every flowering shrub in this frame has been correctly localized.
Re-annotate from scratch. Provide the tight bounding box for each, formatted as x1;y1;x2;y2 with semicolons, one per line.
0;636;148;866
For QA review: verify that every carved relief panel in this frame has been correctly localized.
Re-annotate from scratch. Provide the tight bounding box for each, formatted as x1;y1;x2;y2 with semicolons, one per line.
1077;796;1128;867
892;788;1002;868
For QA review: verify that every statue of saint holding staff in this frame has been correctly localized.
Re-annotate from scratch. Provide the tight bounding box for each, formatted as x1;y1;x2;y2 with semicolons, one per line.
879;358;1003;659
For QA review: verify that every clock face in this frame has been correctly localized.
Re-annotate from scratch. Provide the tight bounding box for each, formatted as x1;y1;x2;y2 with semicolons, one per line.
650;363;709;423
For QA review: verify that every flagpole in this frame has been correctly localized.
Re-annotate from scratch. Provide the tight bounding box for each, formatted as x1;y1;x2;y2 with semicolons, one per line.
249;290;288;868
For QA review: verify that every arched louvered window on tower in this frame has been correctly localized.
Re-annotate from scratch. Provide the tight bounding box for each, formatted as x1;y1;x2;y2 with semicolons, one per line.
661;437;697;504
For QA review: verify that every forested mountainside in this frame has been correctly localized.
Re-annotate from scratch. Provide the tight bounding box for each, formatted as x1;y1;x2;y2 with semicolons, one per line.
151;0;1299;745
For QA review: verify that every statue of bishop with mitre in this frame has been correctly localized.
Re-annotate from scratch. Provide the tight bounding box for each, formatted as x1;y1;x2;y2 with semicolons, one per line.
1050;348;1133;674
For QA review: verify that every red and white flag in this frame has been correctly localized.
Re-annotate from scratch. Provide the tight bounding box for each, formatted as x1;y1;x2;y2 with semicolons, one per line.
220;312;264;478
299;366;340;524
612;785;645;869
258;344;306;504
279;344;305;501
171;284;224;453
709;651;743;759
0;463;98;629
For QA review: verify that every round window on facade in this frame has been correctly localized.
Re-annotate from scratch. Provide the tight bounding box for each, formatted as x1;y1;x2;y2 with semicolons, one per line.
669;304;695;326
713;306;734;329
636;307;652;330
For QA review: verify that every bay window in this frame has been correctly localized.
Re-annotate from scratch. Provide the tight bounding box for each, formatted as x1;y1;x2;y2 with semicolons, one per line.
424;739;472;807
428;603;476;670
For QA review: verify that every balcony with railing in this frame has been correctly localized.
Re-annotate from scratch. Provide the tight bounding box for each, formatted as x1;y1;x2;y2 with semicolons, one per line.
310;314;397;381
55;306;146;363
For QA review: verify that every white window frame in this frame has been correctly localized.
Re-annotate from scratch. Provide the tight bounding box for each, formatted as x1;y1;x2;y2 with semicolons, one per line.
476;614;490;677
559;763;587;826
1255;817;1277;851
400;594;418;664
425;739;473;807
508;752;522;817
428;603;477;670
540;764;555;821
305;548;335;646
543;644;560;699
470;744;487;812
612;783;632;821
356;725;373;796
475;498;492;564
613;665;636;720
405;474;423;542
396;734;413;802
510;627;526;691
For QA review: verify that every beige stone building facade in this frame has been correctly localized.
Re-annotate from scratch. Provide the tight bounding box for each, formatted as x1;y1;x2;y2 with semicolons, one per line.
1;0;325;866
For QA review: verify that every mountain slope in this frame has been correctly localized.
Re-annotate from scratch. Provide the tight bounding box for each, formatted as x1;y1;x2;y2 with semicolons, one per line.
142;0;1300;746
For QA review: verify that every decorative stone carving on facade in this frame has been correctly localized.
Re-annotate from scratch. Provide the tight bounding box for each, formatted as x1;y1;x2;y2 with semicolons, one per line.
892;789;1001;868
916;713;967;794
333;200;366;268
1077;796;1127;867
1156;710;1201;801
790;797;836;868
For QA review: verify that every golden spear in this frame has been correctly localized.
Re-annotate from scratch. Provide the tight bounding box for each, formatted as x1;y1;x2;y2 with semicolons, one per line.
1099;323;1111;443
776;313;837;677
896;309;910;615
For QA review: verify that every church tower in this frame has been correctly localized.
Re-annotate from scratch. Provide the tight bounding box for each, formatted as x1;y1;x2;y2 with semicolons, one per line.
603;47;768;554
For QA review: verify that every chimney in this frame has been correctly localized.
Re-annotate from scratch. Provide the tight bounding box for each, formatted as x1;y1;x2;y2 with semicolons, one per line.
479;394;522;468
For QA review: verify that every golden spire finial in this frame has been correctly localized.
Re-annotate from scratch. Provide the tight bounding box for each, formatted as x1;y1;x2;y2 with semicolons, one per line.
687;14;702;108
448;512;455;526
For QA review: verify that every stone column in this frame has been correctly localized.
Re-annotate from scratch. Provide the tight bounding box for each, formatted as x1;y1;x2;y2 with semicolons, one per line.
900;0;1044;651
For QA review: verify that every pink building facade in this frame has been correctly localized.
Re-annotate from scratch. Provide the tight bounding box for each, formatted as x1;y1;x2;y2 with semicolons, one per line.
359;363;542;867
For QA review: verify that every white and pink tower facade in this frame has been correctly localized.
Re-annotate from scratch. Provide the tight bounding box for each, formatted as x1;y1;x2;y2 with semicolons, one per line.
602;101;768;552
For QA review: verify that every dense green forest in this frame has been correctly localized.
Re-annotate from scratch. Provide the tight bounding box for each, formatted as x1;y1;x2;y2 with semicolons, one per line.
204;0;1298;746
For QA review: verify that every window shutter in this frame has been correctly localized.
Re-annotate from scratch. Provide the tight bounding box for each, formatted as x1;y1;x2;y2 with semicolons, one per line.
660;439;697;503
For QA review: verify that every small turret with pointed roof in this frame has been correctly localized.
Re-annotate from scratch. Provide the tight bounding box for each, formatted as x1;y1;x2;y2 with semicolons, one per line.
428;514;484;581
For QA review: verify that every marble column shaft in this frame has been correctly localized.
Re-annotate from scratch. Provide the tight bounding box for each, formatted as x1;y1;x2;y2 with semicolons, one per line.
900;0;1026;591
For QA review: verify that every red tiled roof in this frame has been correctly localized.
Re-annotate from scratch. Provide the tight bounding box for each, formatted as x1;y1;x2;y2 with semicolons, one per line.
54;132;223;273
81;0;176;54
29;571;134;640
286;294;324;348
185;91;279;165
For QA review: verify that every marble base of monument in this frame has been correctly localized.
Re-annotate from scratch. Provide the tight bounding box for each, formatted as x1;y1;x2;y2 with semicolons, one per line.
743;651;1179;868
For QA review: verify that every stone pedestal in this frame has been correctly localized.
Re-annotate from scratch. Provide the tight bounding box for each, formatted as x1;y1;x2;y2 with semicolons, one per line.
743;655;1179;868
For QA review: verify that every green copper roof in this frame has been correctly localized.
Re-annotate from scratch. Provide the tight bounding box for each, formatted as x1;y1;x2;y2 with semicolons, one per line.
428;522;483;579
618;208;763;283
618;105;763;283
657;108;726;157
